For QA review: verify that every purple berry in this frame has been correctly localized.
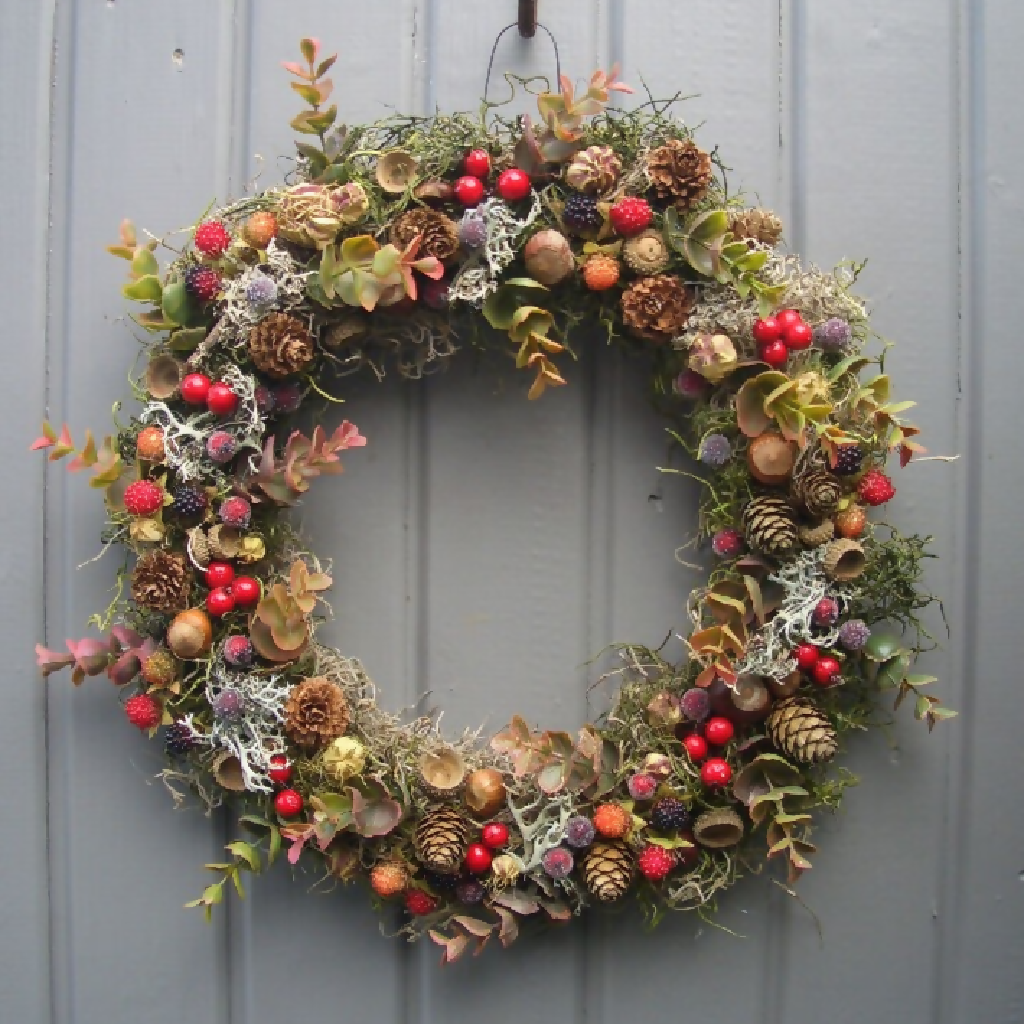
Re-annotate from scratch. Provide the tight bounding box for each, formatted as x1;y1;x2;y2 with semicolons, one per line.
455;878;486;904
814;317;852;352
541;847;574;880
565;815;596;849
245;272;278;307
838;618;871;651
698;433;732;467
212;689;245;722
680;688;710;722
270;382;303;415
206;430;237;464
674;369;710;400
458;213;487;250
223;635;254;668
627;773;658;801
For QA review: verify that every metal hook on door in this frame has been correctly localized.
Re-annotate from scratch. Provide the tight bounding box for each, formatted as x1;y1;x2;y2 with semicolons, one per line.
518;0;538;38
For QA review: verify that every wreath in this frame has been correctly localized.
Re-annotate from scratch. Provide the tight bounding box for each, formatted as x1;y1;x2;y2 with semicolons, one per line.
33;37;956;963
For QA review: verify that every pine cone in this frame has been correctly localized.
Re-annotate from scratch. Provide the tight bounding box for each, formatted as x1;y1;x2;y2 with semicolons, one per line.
766;696;838;764
647;139;712;208
566;145;622;194
276;184;342;248
415;807;469;875
390;208;460;262
621;275;694;343
284;677;349;750
793;468;842;518
742;495;798;558
798;519;835;548
131;551;190;613
582;841;634;902
248;312;315;378
728;208;783;248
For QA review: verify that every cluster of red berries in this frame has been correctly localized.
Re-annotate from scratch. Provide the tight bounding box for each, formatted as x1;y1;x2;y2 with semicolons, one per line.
453;148;532;208
203;561;261;618
678;714;735;789
752;308;814;368
794;643;842;687
181;373;240;416
267;755;304;817
462;820;510;876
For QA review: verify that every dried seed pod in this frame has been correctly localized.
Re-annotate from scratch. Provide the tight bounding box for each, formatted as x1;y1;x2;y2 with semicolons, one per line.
145;353;185;400
212;752;246;792
822;538;866;581
375;150;419;194
418;746;467;801
693;808;745;848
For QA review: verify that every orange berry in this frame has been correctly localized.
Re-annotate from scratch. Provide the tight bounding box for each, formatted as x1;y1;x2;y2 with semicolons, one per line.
242;211;278;249
583;254;621;291
370;861;408;899
136;425;165;462
592;802;631;839
834;504;867;539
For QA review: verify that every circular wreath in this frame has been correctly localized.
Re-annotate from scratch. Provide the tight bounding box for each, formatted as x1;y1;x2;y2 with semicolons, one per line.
34;37;956;962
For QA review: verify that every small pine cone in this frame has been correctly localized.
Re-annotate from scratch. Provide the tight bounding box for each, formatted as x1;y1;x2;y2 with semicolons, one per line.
621;275;694;343
131;551;191;614
742;496;798;558
582;841;635;902
793;468;842;518
284;677;350;750
623;229;671;275
766;696;838;765
390;208;460;262
248;312;315;378
566;144;622;195
728;208;783;248
415;807;470;876
647;138;713;208
798;519;835;548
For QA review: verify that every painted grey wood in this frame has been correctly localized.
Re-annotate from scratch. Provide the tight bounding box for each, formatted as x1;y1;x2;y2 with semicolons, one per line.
7;1;1022;1021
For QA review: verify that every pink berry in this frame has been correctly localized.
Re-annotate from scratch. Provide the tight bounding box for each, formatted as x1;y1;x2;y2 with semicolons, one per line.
711;527;744;559
627;773;658;801
813;598;840;627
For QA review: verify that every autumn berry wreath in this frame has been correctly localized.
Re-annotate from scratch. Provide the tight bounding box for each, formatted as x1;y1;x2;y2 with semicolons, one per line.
34;38;956;962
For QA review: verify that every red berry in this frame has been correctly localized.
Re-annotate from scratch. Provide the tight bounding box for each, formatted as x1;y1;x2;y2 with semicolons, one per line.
813;597;840;626
267;754;292;785
704;716;735;746
206;382;239;416
453;175;485;207
205;562;235;588
609;196;653;236
274;789;303;816
125;693;161;730
775;308;803;332
682;733;708;762
812;655;842;686
795;643;820;671
481;822;509;849
194;220;232;258
181;373;212;405
752;317;781;344
421;278;450;311
637;844;676;882
463;149;491;177
857;468;896;506
711;528;744;559
785;321;814;350
123;479;164;517
404;889;438;916
496;168;531;202
701;757;732;788
759;339;789;368
206;587;236;617
219;495;252;530
464;843;493;875
231;576;261;607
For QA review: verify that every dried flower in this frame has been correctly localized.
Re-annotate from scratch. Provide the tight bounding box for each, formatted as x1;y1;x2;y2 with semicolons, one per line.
698;433;733;467
815;317;853;351
688;333;738;382
838;619;871;651
245;272;278;308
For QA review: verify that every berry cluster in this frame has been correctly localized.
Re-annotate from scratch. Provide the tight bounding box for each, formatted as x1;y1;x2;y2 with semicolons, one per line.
753;308;813;367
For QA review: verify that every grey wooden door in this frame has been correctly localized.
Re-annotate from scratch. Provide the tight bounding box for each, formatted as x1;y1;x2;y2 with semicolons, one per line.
5;2;1021;1022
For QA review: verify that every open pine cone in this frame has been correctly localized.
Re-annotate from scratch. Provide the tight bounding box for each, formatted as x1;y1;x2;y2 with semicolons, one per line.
284;677;350;749
248;312;315;378
728;208;783;248
621;274;694;343
647;138;712;208
131;551;190;613
390;208;459;261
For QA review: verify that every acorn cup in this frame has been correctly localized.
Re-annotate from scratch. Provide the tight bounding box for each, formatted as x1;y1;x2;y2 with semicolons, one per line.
822;538;866;581
417;746;467;802
693;808;745;849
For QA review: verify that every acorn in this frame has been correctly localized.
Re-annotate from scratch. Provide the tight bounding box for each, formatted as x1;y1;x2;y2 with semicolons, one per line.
463;767;506;819
746;432;796;485
523;229;575;285
729;675;773;724
167;608;213;659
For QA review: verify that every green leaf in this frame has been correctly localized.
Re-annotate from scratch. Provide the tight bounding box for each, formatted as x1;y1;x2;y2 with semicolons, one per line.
230;870;246;898
131;248;160;279
905;674;938;686
161;280;194;325
826;354;872;382
482;278;547;330
290;81;323;106
226;841;260;872
306;104;337;132
168;326;207;353
122;275;163;303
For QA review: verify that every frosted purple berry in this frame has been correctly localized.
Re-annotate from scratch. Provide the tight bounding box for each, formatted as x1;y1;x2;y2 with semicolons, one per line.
814;317;853;352
270;381;303;415
254;384;275;417
223;635;254;668
674;369;710;400
565;815;596;849
698;433;732;467
813;597;840;627
838;618;871;651
244;272;278;308
458;213;487;250
206;430;237;464
627;772;658;801
711;528;744;559
680;688;710;722
541;847;575;880
212;689;245;722
455;878;486;904
219;495;252;530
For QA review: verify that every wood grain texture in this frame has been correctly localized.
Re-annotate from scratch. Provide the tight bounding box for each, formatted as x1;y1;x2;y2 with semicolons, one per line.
5;1;1019;1020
